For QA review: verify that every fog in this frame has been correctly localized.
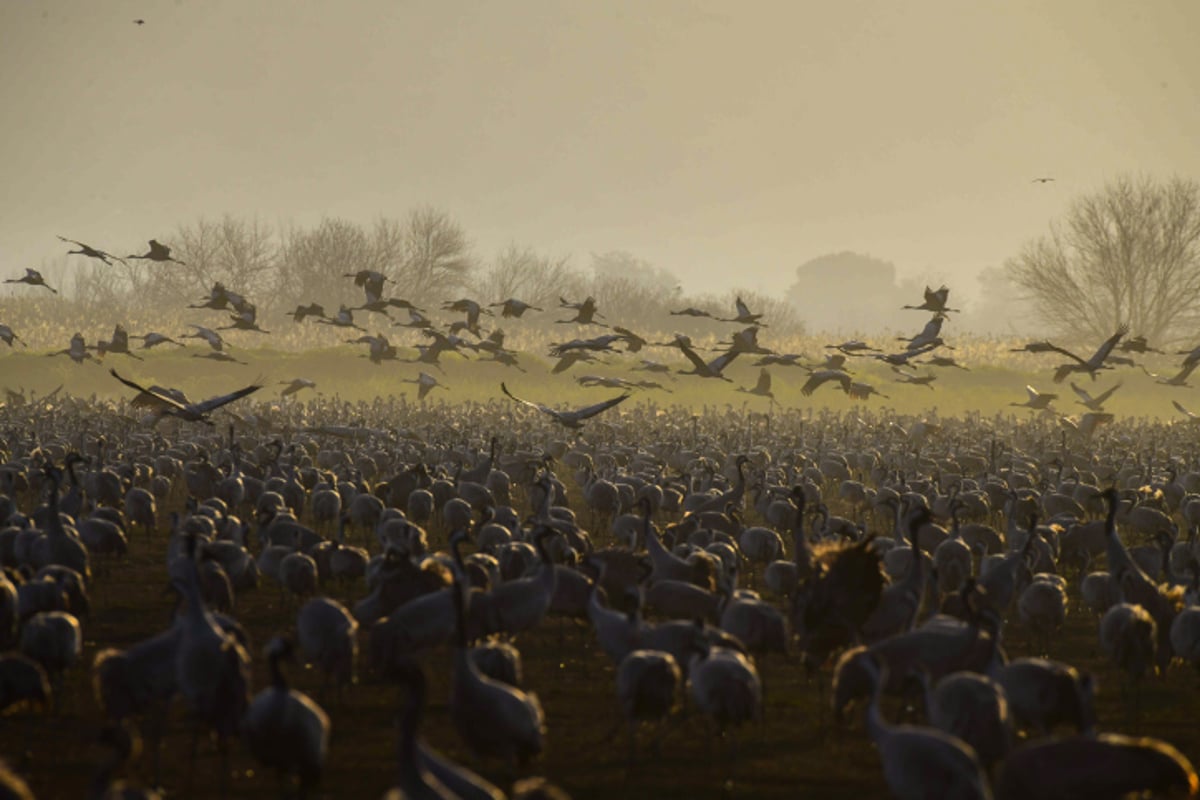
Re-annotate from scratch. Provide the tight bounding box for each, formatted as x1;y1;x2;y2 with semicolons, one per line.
2;0;1198;331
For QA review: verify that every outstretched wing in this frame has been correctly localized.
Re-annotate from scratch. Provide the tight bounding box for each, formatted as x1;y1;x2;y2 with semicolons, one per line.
500;382;553;417
677;342;711;372
1090;323;1129;366
754;369;771;393
1091;381;1123;405
1173;400;1198;420
56;235;86;248
1068;382;1092;403
707;349;740;374
190;383;262;415
566;392;631;423
109;368;187;412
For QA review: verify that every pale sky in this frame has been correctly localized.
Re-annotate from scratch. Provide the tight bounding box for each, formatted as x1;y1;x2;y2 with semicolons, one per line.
1;0;1198;300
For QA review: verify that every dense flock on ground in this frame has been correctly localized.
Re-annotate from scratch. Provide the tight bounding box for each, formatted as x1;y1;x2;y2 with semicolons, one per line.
1;386;1200;798
4;258;1200;798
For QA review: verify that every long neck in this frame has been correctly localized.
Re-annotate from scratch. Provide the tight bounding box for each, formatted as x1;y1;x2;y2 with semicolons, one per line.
864;665;891;745
269;651;287;690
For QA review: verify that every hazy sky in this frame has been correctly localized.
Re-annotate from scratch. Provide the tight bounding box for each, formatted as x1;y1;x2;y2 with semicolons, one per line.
2;0;1198;300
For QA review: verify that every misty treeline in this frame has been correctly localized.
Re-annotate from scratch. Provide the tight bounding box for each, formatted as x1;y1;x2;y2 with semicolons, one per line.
34;207;800;337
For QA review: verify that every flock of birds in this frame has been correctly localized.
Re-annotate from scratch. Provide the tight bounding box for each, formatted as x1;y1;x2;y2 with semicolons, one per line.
3;236;1200;799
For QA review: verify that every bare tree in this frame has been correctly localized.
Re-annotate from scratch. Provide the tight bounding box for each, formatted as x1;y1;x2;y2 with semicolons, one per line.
472;244;578;309
122;215;278;311
394;207;476;303
1007;175;1200;344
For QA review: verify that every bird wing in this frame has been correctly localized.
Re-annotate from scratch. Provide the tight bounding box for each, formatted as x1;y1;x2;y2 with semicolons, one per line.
735;296;751;317
1173;400;1197;420
1089;324;1129;366
1025;385;1041;402
1092;381;1123;404
189;384;262;415
755;369;771;392
500;382;554;417
1052;364;1076;384
56;235;86;248
1068;382;1092;403
678;342;711;372
563;392;631;423
109;368;187;412
707;349;740;374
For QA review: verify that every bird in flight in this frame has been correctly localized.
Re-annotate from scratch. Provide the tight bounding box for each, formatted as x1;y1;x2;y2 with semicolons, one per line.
500;382;630;429
57;236;125;266
133;19;145;25
1010;385;1057;410
1048;324;1128;383
109;368;261;424
902;286;958;314
490;298;542;319
279;378;317;397
717;296;766;326
127;240;185;265
1032;177;1055;183
4;268;57;294
1070;380;1122;411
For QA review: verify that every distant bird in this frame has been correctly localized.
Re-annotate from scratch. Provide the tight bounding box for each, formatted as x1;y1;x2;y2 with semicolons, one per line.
280;378;316;397
109;369;261;424
919;354;969;370
57;235;125;265
393;308;434;329
5;268;57;294
348;333;398;364
848;381;889;400
800;369;852;397
344;270;387;300
720;325;773;356
403;372;448;401
550;334;623;356
894;369;937;389
501;382;630;429
736;368;775;401
754;352;807;367
0;323;24;347
633;359;671;374
133;331;184;349
1146;362;1199;388
49;332;96;364
1120;335;1162;355
193;351;245;365
490;298;543;318
127;240;185;265
218;304;269;334
95;324;143;361
1032;177;1055;183
550;350;603;375
182;325;229;351
290;303;327;323
670;306;714;318
316;305;365;331
898;313;947;350
902;285;958;314
557;295;605;326
1049;325;1128;383
1010;340;1073;355
673;336;740;380
1070;380;1122;411
133;18;145;25
812;353;849;371
827;340;879;355
1011;385;1057;410
442;298;491;336
611;326;648;353
717;295;765;326
188;282;246;313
